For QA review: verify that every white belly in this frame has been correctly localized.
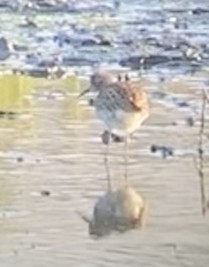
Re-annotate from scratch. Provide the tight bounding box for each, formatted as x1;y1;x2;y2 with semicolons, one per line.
96;108;146;136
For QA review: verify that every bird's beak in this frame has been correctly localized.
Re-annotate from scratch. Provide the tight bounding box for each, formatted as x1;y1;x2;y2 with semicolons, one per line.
78;87;91;98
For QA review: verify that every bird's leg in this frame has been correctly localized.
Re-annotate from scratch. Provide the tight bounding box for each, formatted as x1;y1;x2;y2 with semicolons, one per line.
117;74;122;81
124;136;129;186
102;130;112;191
104;138;111;191
125;74;130;81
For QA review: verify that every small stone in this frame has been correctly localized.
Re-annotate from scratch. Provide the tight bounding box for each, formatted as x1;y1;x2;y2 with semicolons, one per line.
17;157;24;163
191;8;209;15
177;101;189;108
161;146;174;158
150;144;158;153
198;148;204;155
40;190;50;196
186;116;194;126
0;37;10;60
81;39;97;46
0;111;6;117
89;98;94;106
98;39;112;46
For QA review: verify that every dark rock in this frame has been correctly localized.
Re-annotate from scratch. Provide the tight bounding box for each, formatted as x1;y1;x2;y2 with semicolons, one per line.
81;39;98;46
0;111;7;117
13;44;28;52
38;59;57;68
35;1;68;12
0;1;12;9
62;56;98;67
120;55;182;70
25;68;49;78
0;111;16;119
166;8;188;14
150;144;158;153
36;36;45;43
114;0;120;9
89;99;94;106
53;34;71;46
176;100;189;108
198;148;204;155
0;37;10;60
70;35;112;47
17;157;24;163
186;116;195;126
144;37;161;46
161;147;174;158
40;190;51;196
121;39;134;46
50;67;66;79
12;69;25;75
19;18;38;29
98;39;112;46
191;8;209;15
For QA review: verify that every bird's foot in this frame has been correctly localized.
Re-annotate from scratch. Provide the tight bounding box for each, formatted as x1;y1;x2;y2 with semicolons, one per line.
101;131;125;144
101;130;111;145
111;133;124;143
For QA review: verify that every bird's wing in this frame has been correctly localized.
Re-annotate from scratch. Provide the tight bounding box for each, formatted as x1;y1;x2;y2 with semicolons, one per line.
121;83;148;112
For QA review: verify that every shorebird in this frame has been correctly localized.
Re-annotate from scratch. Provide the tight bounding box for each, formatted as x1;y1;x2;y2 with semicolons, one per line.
80;71;149;189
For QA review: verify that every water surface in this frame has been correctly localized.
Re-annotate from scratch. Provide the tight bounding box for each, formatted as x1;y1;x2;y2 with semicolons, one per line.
0;74;208;267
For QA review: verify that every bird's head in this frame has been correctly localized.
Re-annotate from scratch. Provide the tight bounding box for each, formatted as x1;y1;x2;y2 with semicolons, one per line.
79;71;115;97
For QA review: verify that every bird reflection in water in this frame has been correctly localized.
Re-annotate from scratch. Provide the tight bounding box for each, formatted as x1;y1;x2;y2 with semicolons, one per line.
78;186;147;237
78;71;149;237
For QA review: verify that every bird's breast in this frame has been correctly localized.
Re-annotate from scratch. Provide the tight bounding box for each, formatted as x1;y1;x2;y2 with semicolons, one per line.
96;107;147;136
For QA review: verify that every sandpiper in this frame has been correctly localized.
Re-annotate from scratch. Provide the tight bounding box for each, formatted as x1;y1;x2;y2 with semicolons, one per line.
80;71;149;188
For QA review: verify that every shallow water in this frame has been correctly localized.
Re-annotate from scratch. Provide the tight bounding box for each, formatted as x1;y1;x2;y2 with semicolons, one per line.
0;74;208;267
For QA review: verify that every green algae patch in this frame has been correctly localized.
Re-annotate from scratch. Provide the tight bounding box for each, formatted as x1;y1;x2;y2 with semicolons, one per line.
0;74;35;111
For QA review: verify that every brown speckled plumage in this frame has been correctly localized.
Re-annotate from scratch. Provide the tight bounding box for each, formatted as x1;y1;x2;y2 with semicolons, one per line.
80;71;150;186
90;72;149;136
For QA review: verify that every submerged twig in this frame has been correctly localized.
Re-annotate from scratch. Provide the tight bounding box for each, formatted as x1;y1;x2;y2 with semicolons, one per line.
195;88;208;215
